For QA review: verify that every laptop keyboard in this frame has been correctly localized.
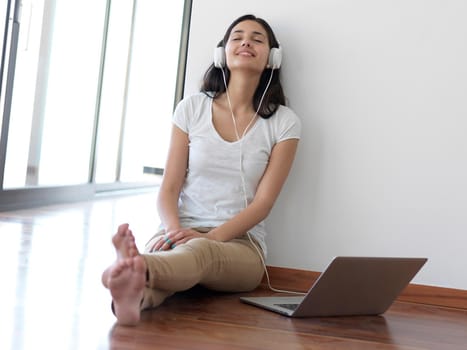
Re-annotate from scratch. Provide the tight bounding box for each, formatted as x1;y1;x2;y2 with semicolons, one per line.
275;303;299;311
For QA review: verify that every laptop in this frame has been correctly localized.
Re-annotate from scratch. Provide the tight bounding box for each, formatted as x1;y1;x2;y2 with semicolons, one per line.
240;256;427;317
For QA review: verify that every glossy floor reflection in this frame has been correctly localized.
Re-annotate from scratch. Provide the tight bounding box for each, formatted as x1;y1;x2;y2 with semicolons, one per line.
0;189;160;350
1;189;467;350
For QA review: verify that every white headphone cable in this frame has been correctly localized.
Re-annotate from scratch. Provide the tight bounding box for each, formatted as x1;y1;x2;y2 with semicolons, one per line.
220;66;306;296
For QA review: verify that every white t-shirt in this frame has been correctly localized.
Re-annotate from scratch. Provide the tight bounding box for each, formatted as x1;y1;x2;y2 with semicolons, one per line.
171;92;301;256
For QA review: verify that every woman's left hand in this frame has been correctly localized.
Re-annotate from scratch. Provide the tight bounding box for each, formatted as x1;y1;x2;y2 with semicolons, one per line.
154;228;207;251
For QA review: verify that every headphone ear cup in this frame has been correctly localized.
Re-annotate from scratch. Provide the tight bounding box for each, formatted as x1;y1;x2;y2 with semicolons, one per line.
214;47;225;68
268;46;282;69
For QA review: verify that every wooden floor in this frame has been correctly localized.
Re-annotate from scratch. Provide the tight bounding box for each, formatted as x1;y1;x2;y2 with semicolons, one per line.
1;189;466;350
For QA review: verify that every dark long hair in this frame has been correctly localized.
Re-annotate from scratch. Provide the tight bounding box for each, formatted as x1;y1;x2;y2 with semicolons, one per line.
200;14;286;118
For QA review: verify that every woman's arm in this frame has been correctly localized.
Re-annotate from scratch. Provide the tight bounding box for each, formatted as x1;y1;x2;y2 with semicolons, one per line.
206;138;299;242
156;137;299;250
156;124;189;232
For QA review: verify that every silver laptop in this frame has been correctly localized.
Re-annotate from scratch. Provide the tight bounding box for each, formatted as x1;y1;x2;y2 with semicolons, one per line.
240;256;427;317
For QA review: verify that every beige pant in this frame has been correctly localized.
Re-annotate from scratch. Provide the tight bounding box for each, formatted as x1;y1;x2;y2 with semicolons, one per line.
140;228;265;310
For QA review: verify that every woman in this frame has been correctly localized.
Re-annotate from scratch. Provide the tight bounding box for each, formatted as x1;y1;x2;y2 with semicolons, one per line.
101;14;301;326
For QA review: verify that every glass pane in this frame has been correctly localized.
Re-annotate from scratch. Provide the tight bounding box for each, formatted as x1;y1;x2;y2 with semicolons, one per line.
0;1;7;53
3;0;106;188
119;0;185;182
0;0;12;133
93;0;134;183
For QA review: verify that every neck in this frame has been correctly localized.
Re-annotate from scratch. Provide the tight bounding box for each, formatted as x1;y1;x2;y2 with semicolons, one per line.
224;72;261;115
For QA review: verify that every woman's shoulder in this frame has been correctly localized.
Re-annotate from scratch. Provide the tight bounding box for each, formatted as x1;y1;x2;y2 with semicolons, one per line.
173;92;213;128
276;104;300;119
264;104;301;139
177;92;212;108
269;105;301;127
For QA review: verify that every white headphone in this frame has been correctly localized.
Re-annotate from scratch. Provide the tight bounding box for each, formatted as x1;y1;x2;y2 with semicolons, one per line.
214;44;282;70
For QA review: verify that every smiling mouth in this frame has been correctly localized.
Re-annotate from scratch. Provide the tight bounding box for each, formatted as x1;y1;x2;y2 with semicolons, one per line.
237;50;255;57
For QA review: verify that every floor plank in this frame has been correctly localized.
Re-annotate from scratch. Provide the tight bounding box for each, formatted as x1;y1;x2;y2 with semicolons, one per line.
1;189;466;349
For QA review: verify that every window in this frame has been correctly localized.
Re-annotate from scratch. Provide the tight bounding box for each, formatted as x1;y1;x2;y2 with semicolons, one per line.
0;0;191;209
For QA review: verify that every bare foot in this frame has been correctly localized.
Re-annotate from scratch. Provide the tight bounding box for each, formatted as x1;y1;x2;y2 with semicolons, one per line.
112;223;137;259
102;224;139;288
108;256;146;326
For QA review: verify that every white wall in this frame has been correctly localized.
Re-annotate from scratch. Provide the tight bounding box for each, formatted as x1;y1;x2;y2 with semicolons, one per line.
185;0;467;290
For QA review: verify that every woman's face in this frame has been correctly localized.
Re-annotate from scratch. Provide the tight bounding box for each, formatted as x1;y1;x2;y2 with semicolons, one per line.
224;20;271;73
